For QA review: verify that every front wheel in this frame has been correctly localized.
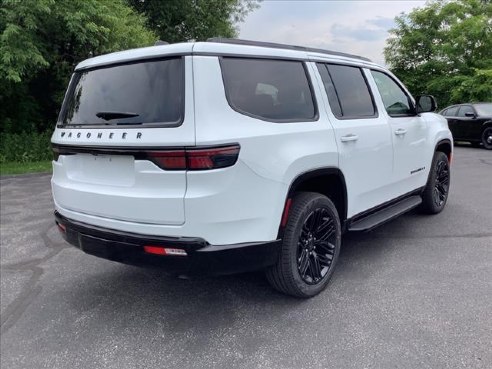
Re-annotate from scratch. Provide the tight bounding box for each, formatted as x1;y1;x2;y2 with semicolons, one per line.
420;151;450;214
481;127;492;150
266;192;341;298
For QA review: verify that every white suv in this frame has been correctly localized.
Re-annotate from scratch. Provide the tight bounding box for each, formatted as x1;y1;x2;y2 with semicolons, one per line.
51;39;452;297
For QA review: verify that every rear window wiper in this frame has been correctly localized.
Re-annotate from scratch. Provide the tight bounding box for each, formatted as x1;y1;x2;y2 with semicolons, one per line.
96;111;139;121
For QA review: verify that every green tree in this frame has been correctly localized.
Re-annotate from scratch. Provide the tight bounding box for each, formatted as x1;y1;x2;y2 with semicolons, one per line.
0;0;156;133
384;0;492;108
128;0;259;43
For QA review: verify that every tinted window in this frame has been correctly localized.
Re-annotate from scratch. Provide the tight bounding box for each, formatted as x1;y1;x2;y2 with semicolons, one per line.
371;71;413;116
326;64;375;118
457;105;474;117
444;106;459;116
60;58;184;126
220;58;316;122
316;64;342;117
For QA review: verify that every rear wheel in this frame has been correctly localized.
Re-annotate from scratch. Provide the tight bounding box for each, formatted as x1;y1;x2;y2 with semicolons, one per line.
420;151;450;214
266;192;341;298
482;127;492;150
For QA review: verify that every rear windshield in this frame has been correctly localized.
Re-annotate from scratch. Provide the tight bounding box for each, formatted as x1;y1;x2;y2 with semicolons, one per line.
59;57;184;127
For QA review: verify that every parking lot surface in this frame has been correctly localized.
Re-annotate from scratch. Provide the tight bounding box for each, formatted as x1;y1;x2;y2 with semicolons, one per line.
1;146;491;369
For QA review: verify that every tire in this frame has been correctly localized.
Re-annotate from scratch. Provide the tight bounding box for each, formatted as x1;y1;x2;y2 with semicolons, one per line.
481;127;492;150
266;192;341;298
420;151;450;214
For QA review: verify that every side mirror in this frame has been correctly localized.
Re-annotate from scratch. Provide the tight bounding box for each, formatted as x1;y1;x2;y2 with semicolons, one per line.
416;95;437;113
465;112;476;118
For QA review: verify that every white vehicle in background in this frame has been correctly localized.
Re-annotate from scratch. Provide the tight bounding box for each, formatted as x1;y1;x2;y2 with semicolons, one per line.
51;38;453;298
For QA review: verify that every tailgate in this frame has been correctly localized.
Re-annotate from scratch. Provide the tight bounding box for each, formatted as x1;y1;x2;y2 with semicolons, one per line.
51;54;195;225
52;152;186;225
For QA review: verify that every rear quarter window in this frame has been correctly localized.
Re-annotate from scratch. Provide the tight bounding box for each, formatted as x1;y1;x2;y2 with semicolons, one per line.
220;58;317;122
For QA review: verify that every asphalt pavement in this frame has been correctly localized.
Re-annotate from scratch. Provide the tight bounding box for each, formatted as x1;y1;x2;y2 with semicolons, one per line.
1;146;491;369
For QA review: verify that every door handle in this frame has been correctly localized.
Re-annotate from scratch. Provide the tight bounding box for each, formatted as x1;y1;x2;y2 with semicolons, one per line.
394;128;407;136
340;134;359;142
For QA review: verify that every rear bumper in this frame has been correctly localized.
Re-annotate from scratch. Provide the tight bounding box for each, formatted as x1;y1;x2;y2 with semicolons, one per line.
54;211;280;276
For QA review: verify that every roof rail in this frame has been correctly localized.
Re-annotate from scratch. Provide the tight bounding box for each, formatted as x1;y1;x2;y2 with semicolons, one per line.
207;38;372;62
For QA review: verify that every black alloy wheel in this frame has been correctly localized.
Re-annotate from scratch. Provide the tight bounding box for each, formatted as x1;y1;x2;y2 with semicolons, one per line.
420;151;450;214
482;127;492;150
433;159;450;208
266;192;341;298
297;208;337;285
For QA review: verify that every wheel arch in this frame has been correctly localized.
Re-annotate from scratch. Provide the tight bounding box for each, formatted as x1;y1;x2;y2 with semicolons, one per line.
481;120;492;130
278;168;348;236
435;138;452;161
481;122;492;149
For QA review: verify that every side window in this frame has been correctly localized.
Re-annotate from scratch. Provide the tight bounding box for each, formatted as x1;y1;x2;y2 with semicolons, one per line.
370;70;413;117
316;64;342;117
324;64;376;118
445;106;459;116
220;58;317;122
457;105;474;117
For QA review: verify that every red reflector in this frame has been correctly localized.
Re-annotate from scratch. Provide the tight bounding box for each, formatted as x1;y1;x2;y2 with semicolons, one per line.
281;198;292;227
57;222;66;233
143;245;187;256
143;245;166;255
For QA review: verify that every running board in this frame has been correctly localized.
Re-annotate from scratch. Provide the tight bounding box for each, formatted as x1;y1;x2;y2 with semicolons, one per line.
348;195;422;232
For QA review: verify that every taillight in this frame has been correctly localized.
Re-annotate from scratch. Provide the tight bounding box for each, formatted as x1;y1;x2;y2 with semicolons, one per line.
147;144;240;171
187;145;240;170
147;150;187;170
50;143;240;170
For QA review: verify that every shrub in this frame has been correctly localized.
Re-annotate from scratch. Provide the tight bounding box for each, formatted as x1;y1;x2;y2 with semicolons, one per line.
0;131;53;163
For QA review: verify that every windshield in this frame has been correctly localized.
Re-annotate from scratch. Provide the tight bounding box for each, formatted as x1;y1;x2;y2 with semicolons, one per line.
474;103;492;116
59;57;184;127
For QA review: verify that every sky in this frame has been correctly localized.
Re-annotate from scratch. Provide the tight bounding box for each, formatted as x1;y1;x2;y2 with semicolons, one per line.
239;0;427;65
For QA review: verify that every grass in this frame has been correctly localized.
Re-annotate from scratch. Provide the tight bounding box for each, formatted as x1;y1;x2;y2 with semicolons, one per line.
0;161;52;176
